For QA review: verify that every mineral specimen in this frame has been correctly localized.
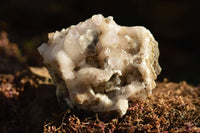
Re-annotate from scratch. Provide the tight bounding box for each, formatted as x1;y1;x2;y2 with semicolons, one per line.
38;14;161;117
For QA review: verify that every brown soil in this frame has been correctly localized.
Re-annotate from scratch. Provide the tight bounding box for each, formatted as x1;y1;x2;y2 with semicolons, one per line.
0;31;200;133
43;81;200;133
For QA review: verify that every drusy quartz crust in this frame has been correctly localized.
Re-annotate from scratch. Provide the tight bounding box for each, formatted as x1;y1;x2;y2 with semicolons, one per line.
38;14;161;117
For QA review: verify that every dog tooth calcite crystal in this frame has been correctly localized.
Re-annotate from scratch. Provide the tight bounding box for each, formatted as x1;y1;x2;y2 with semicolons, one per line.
38;14;161;117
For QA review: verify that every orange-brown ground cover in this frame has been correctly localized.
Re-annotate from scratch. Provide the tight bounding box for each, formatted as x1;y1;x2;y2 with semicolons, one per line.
0;31;199;133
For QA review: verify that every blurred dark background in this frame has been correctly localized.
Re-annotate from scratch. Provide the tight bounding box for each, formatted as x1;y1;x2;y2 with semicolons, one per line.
0;0;200;84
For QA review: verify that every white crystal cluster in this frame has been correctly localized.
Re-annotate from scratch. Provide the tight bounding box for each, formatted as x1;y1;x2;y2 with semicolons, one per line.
38;14;161;117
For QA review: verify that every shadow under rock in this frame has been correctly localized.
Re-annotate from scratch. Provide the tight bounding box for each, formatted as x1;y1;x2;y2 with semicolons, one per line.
23;84;62;133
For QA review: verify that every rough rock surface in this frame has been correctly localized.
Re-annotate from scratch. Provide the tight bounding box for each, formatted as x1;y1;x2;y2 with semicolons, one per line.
38;14;161;117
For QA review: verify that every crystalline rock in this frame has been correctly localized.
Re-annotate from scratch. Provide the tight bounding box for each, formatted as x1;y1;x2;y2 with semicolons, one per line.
38;14;161;117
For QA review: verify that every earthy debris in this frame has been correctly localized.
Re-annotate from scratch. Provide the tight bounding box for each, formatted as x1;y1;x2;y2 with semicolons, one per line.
43;80;200;133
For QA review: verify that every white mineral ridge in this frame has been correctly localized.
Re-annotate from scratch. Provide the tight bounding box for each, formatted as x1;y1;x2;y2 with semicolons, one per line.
38;14;161;117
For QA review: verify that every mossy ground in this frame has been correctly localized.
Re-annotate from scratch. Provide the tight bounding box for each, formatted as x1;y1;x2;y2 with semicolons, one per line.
0;31;200;133
43;81;200;133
